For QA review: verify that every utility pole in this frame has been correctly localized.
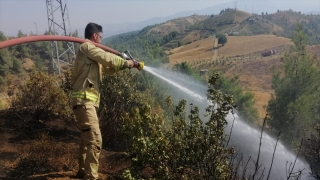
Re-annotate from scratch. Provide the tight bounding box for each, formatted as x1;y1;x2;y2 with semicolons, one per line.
234;1;238;10
46;0;75;74
34;22;38;34
252;2;253;15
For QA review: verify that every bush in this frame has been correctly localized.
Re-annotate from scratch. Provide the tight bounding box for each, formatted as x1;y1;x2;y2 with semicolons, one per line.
123;74;236;179
0;75;5;86
10;70;73;128
12;57;23;73
98;70;147;150
211;73;258;123
216;33;227;45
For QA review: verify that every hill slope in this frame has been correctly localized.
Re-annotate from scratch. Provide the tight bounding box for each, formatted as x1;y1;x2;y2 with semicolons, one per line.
167;34;320;120
168;35;292;64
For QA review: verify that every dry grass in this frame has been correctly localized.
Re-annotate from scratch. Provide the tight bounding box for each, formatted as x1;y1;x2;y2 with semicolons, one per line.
234;11;251;23
22;58;34;70
149;15;206;36
217;35;292;57
182;30;202;44
0;125;129;179
150;21;183;36
168;37;216;64
250;91;271;119
168;35;292;64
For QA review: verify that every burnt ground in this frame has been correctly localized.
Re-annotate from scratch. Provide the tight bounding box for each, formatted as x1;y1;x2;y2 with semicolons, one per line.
0;110;130;180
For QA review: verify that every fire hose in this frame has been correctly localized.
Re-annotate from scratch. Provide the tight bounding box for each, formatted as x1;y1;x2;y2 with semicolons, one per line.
0;35;144;70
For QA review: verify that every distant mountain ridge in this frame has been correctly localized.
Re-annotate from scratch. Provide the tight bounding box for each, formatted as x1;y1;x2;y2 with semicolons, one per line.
307;11;320;15
104;8;320;52
77;1;263;37
88;1;291;38
74;1;318;38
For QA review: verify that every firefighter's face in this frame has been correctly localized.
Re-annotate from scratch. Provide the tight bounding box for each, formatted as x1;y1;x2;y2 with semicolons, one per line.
93;32;103;44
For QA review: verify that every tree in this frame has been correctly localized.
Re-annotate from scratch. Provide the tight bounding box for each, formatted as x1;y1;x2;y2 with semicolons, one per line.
216;33;227;45
0;31;6;41
172;62;194;76
267;23;319;147
0;43;12;77
215;74;258;123
0;31;12;76
12;57;23;73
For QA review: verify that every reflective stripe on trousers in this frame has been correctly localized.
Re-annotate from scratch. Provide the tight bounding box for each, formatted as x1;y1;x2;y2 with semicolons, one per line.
71;91;98;102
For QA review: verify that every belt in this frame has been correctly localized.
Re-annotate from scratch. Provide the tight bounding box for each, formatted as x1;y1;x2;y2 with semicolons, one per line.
81;128;91;132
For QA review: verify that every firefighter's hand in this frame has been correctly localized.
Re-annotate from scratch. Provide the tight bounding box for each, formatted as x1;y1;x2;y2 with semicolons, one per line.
128;60;139;69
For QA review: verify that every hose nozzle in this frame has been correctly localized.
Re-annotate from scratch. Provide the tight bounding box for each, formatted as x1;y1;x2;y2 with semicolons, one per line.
137;62;144;71
123;50;144;71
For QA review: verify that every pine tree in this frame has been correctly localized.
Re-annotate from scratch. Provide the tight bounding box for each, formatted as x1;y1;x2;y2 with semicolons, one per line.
267;23;319;147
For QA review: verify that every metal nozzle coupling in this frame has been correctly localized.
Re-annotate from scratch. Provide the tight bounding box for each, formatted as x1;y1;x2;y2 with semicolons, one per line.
137;62;144;71
122;50;144;71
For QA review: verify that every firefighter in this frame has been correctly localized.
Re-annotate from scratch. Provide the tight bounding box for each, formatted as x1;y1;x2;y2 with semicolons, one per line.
71;22;139;180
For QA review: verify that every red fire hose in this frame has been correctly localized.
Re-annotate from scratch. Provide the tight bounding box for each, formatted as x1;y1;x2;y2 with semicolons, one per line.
0;35;145;70
0;35;121;56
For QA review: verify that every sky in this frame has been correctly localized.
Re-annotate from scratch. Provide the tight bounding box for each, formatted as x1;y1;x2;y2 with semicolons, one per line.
0;0;320;36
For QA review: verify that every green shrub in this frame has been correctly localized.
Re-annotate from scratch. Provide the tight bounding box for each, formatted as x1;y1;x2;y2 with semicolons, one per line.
10;70;73;127
211;73;258;123
98;70;147;150
122;73;236;179
12;57;22;73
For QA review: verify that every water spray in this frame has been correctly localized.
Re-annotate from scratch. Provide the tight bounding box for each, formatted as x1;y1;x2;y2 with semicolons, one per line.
143;66;315;180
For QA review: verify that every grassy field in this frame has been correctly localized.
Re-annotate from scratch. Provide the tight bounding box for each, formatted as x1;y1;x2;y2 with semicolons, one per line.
168;35;292;64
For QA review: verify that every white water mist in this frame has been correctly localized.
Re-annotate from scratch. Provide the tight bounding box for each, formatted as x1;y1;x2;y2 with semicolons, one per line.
143;66;314;180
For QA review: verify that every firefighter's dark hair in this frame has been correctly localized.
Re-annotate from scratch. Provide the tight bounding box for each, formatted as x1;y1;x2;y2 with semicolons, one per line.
84;22;103;39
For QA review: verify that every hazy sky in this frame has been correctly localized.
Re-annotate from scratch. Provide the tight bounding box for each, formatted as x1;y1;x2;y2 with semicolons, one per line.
0;0;320;36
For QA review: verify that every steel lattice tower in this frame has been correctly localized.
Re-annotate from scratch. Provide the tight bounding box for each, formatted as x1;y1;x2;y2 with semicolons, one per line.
46;0;75;74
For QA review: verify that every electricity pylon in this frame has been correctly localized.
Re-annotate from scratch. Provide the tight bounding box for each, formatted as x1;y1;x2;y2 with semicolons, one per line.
46;0;75;74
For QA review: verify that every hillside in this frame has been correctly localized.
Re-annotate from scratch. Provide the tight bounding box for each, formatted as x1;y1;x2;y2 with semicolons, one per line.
167;34;320;120
167;35;292;64
148;15;207;36
144;9;320;50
